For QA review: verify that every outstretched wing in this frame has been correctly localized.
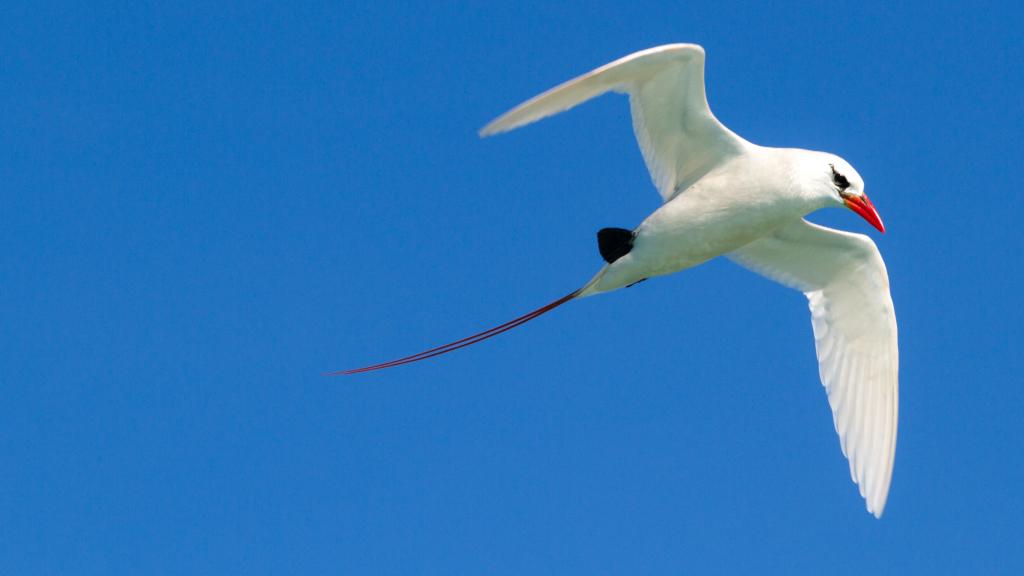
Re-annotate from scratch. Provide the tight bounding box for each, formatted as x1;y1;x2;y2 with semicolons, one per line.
728;219;899;517
480;44;748;202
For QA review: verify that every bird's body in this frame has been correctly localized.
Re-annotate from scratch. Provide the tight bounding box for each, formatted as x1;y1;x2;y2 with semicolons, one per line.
583;148;837;294
340;44;899;518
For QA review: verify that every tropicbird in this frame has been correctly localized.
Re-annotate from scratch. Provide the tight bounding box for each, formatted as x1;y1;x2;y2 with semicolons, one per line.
339;44;898;518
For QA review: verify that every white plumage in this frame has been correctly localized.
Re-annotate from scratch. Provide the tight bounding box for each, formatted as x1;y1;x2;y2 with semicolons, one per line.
343;44;899;518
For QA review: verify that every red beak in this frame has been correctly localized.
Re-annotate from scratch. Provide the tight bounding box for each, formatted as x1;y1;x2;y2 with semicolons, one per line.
844;193;885;233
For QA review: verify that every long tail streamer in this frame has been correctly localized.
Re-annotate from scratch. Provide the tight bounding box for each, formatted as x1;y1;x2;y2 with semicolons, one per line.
331;290;580;375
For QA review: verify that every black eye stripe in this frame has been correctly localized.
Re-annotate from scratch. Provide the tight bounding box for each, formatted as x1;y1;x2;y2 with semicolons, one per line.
830;164;851;190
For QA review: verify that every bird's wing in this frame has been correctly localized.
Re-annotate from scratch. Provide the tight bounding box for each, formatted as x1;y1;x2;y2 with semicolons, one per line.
727;219;898;517
480;44;748;202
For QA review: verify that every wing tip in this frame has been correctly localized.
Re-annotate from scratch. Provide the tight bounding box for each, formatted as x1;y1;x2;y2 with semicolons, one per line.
477;42;708;140
863;476;891;518
868;500;886;519
478;122;503;138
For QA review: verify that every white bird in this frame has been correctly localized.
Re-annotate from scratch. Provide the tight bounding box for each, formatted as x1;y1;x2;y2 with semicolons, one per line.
339;44;898;518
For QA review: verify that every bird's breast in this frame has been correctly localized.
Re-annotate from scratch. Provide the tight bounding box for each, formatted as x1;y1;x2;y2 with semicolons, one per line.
592;183;809;292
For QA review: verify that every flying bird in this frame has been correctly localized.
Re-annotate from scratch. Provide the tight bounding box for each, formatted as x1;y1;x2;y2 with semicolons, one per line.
339;44;898;517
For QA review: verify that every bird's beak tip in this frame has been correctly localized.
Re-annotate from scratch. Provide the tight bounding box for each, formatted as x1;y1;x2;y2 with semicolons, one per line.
845;194;885;234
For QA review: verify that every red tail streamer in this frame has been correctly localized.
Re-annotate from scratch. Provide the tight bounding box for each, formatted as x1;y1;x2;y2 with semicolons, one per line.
331;290;579;375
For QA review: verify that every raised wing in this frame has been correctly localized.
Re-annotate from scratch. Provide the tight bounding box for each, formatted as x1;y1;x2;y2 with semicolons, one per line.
728;220;899;517
480;44;748;202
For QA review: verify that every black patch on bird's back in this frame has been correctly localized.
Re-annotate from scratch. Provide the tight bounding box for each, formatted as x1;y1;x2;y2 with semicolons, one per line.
597;227;635;263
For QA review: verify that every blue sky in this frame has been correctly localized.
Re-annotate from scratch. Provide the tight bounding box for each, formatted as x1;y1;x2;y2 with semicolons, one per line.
3;1;1023;573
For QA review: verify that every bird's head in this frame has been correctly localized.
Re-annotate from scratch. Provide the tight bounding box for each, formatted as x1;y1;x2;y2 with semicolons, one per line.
811;154;884;234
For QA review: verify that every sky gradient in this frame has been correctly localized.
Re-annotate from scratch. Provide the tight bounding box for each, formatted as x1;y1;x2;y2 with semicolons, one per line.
3;1;1023;573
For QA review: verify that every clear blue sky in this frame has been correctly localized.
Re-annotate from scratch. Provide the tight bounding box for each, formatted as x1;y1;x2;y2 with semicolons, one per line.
3;1;1022;573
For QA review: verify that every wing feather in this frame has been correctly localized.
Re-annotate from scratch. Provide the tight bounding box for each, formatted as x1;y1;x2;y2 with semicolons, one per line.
728;220;899;517
480;44;747;201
